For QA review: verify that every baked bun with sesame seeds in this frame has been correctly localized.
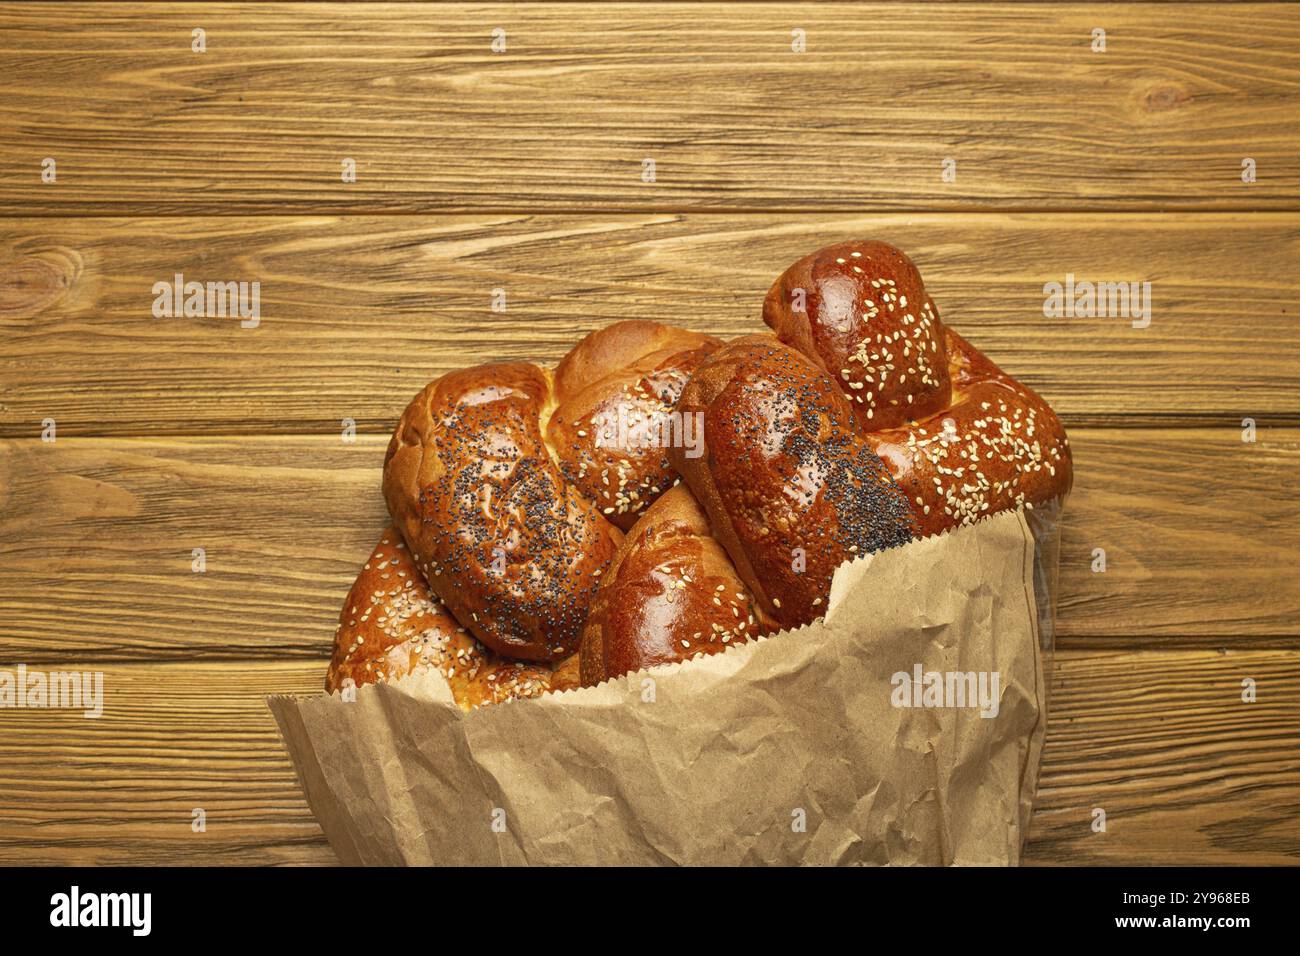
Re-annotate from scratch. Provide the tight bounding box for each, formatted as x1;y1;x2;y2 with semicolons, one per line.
383;321;723;663
326;527;580;710
763;240;1072;538
764;240;950;433
548;321;721;531
578;484;779;686
863;328;1072;537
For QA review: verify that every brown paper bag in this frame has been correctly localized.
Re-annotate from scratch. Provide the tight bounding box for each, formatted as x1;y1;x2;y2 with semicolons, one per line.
269;507;1048;866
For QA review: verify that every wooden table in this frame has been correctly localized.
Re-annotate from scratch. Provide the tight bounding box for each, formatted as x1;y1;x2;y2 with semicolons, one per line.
1;3;1297;866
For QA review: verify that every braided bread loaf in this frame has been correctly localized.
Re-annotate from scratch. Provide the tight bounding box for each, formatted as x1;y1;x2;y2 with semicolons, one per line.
584;241;1072;682
328;241;1072;701
382;321;718;665
325;526;579;708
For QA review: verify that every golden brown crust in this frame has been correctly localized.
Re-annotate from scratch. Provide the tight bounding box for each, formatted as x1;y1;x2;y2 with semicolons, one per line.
384;362;619;662
548;322;721;531
578;485;776;685
552;320;718;403
763;240;951;432
325;527;569;710
671;335;918;630
382;322;722;665
763;239;1072;536
550;651;583;693
866;329;1073;537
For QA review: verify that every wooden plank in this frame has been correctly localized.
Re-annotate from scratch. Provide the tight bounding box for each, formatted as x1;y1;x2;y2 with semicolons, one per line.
0;651;1294;865
1;4;1298;215
3;213;1299;436
0;436;391;663
1;429;1296;663
1027;650;1300;864
1057;427;1300;646
0;661;335;866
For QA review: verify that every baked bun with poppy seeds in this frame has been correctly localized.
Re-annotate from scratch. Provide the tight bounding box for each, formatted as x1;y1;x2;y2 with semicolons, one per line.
325;527;579;709
382;321;722;663
670;336;919;631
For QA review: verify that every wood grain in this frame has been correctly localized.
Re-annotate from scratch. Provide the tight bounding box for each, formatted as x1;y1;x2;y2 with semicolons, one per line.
0;651;1293;865
1;429;1296;665
1028;649;1300;864
3;213;1299;437
0;661;335;866
1;0;1296;869
1;4;1298;215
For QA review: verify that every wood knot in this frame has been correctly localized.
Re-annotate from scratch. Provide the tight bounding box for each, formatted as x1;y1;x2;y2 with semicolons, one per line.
1141;84;1190;113
0;248;82;319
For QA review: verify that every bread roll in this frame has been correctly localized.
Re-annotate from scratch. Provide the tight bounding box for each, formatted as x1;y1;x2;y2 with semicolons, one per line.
382;321;721;662
325;527;579;709
670;335;918;629
578;485;778;686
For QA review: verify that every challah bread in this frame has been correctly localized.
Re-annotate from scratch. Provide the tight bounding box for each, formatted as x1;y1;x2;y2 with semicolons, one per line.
863;328;1072;537
763;240;1072;536
547;322;720;530
578;484;779;686
587;241;1072;682
763;240;949;432
325;527;580;709
383;321;721;663
670;336;919;630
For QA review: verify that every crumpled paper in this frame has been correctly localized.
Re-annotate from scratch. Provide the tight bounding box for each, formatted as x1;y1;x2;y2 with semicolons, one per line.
269;507;1048;866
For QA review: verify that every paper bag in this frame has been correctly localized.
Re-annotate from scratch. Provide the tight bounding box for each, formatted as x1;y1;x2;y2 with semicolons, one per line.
270;507;1052;865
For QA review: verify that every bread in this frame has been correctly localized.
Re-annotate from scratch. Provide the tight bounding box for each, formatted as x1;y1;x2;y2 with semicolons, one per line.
863;327;1071;537
548;322;719;530
763;240;1073;537
578;485;778;685
330;240;1071;700
763;239;950;432
325;526;579;709
382;321;720;663
670;335;918;630
590;240;1072;678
